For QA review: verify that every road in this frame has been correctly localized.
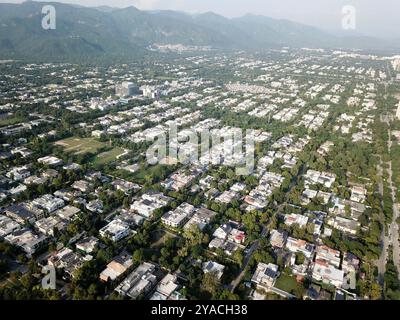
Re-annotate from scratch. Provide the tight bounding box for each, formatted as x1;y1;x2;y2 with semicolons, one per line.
390;201;400;279
375;160;388;285
375;124;400;282
227;226;267;292
227;164;307;293
268;286;297;300
386;128;400;279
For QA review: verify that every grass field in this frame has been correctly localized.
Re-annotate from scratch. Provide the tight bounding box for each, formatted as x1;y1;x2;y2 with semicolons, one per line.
93;147;127;165
130;164;175;184
0;116;25;127
150;230;177;248
275;273;304;297
55;137;107;155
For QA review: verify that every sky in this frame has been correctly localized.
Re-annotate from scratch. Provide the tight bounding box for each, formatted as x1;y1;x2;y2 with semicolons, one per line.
1;0;399;39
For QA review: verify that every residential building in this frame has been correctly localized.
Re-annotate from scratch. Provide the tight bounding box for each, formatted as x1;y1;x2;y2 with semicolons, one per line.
202;261;225;279
0;215;21;238
161;203;195;228
48;248;86;278
99;219;131;242
183;207;217;231
75;236;99;254
32;194;65;213
72;180;93;193
115;262;158;299
34;216;68;236
269;229;288;249
4;203;37;224
312;260;344;288
150;273;180;300
100;251;133;282
251;263;280;288
5;229;47;256
55;205;81;221
327;216;360;235
131;192;172;219
37;156;63;166
285;237;315;258
315;245;341;268
284;213;309;228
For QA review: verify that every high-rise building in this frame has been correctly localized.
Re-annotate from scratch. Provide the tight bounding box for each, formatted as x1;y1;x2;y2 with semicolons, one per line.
115;82;140;97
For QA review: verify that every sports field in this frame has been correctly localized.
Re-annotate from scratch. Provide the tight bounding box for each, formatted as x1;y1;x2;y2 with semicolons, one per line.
54;137;107;155
94;147;127;165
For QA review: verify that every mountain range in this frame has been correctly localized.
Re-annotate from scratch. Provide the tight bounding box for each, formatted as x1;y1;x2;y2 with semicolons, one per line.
0;1;397;61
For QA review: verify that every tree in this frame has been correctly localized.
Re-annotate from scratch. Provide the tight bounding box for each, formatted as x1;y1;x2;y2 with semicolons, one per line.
123;197;131;209
370;282;382;300
216;289;240;300
132;249;144;264
232;250;244;267
183;225;203;246
0;259;8;274
87;283;98;300
201;272;220;296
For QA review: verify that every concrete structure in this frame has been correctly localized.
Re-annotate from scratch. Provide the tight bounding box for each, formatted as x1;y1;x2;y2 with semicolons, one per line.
115;262;158;299
251;263;280;288
115;82;140;98
99;219;130;242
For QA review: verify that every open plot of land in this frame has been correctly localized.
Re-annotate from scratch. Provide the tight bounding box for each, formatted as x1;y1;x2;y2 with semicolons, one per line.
150;229;178;249
130;164;176;185
55;137;107;155
0;115;25;127
275;273;304;298
93;147;127;165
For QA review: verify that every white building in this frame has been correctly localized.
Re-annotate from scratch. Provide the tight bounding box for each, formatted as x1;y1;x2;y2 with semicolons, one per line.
251;263;280;288
285;237;315;258
284;213;309;228
37;156;63;166
150;273;180;300
161;203;195;228
115;262;158;299
312;260;344;288
115;82;140;98
0;215;21;237
99;219;131;242
5;229;47;256
32;194;65;213
202;261;225;279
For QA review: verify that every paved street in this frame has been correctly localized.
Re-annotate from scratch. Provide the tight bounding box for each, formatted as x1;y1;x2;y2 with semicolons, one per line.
375;161;388;285
375;127;400;282
228;226;267;292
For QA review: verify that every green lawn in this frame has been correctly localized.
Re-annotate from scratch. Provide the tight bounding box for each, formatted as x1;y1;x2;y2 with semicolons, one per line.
130;164;174;184
150;230;177;248
0;116;25;127
93;147;127;165
275;273;304;297
55;137;107;155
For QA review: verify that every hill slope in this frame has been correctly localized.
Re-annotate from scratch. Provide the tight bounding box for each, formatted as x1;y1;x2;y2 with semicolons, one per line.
0;1;395;60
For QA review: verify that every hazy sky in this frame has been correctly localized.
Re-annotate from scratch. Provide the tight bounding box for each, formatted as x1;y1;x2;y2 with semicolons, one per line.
2;0;399;38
